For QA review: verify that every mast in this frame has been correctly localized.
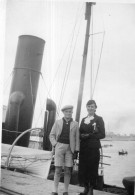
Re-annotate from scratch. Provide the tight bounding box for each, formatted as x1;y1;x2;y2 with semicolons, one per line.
75;2;95;123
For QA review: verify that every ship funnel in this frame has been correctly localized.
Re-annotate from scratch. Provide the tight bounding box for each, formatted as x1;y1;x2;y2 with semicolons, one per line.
3;35;45;147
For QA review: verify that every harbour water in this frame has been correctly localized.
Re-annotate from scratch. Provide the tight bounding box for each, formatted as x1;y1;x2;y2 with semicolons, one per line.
101;140;135;187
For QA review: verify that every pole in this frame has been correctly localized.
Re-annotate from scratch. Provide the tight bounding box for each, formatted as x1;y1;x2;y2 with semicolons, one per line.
43;99;56;151
75;2;95;123
43;110;49;150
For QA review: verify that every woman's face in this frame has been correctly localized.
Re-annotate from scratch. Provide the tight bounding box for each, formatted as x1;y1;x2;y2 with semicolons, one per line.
86;103;96;115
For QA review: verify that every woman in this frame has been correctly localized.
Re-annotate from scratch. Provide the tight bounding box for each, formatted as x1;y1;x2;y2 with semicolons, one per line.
78;100;105;195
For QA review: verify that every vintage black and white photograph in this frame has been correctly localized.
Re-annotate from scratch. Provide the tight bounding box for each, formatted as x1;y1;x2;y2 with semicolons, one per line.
0;0;135;195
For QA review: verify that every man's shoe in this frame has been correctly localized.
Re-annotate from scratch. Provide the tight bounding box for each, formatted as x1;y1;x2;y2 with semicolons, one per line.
51;192;58;195
63;192;68;195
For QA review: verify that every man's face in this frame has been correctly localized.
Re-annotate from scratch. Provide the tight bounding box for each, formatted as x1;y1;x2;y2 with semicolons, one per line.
63;109;73;119
86;103;96;115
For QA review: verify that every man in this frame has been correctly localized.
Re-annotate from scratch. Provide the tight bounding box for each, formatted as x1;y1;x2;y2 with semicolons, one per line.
49;105;79;195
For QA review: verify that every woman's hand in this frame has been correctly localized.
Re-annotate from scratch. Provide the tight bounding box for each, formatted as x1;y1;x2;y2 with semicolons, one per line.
80;133;89;140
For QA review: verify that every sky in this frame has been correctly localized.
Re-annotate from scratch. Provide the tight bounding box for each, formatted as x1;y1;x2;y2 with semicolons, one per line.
1;0;135;135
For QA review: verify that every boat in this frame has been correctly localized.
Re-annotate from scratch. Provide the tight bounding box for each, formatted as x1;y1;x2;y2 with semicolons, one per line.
118;151;128;155
1;143;52;179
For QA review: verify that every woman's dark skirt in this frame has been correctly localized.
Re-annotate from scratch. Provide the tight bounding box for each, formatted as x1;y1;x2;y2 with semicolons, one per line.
78;145;100;187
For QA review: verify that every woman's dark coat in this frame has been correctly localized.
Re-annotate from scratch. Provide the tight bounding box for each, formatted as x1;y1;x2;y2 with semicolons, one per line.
78;114;105;186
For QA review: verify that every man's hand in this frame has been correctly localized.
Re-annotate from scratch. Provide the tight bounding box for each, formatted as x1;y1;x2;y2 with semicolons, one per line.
52;143;57;155
52;147;55;155
73;151;79;160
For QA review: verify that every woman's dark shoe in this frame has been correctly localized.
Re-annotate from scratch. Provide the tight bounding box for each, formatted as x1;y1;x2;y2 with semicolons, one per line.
87;187;93;195
63;192;68;195
79;186;89;195
51;192;58;195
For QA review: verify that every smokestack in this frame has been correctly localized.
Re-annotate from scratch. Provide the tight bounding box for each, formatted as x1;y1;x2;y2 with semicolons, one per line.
3;35;45;147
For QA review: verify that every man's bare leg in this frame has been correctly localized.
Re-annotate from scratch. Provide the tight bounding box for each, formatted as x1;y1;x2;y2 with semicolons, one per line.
64;166;72;193
53;166;62;193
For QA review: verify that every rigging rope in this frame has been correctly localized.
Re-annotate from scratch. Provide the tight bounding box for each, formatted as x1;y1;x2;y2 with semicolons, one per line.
1;155;52;170
48;2;84;97
35;73;59;126
58;7;84;113
90;31;105;36
48;35;72;95
40;73;52;99
57;32;76;113
90;5;106;99
34;3;85;122
3;70;14;94
2;128;42;134
2;128;43;149
92;31;105;98
57;3;85;113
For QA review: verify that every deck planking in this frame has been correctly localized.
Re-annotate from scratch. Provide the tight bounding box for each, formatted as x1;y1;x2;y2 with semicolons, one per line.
1;169;117;195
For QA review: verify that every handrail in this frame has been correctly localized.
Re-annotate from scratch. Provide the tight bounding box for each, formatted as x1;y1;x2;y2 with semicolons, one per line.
5;127;42;169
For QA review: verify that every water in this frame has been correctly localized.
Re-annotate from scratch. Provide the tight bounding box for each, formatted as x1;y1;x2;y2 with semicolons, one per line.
101;140;135;187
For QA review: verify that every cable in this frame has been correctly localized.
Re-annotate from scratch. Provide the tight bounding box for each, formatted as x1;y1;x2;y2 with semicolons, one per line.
91;4;106;98
2;128;42;134
58;6;84;112
48;35;72;95
92;31;105;98
35;73;59;126
40;73;52;99
58;3;85;113
3;70;14;94
48;2;84;97
90;31;105;36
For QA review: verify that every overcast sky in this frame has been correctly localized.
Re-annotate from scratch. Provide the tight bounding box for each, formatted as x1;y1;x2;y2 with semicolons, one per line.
1;0;135;135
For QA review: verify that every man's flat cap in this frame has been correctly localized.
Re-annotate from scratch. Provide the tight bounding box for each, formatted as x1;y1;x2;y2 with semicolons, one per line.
61;105;73;112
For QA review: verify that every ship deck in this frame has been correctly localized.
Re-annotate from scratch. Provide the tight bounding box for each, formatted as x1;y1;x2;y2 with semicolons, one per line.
1;169;117;195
